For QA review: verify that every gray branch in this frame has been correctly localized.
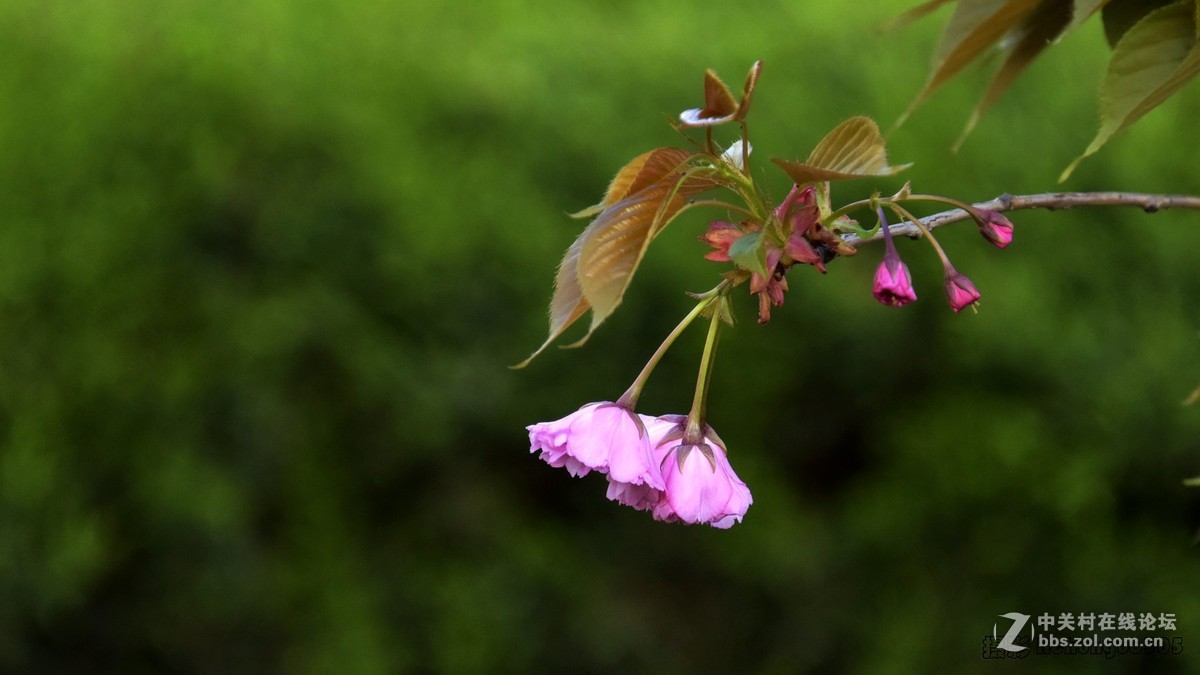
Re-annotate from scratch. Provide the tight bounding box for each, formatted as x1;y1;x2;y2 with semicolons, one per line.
842;192;1200;246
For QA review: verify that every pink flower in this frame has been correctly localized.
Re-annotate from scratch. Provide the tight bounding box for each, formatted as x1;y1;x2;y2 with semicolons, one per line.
700;221;745;262
873;249;916;307
977;210;1013;248
527;403;663;489
635;415;753;528
774;184;819;236
700;221;788;324
944;268;981;312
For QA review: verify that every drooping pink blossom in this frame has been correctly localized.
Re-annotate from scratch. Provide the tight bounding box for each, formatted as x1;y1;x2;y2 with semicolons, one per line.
944;268;981;312
636;415;752;528
527;403;663;489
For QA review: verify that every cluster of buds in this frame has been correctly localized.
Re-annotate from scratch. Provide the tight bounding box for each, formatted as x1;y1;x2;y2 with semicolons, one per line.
520;61;1016;529
869;201;1012;313
702;179;1014;317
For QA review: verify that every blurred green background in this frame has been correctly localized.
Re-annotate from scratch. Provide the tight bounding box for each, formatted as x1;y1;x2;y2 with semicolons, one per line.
1;0;1197;672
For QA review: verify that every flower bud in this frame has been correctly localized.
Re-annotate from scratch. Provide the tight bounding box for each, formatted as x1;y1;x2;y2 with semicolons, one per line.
944;269;981;312
977;210;1014;248
873;250;917;307
719;140;752;173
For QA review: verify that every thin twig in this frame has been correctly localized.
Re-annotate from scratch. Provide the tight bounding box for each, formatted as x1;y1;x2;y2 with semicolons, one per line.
842;192;1200;246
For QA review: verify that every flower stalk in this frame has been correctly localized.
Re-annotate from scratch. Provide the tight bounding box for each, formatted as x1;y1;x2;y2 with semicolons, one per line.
617;281;728;409
685;303;724;443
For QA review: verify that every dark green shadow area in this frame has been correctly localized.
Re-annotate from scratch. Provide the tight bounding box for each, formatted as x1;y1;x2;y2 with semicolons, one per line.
0;1;1197;673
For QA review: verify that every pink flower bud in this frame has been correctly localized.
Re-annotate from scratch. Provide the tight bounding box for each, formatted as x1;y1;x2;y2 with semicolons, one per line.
527;403;663;489
872;250;916;307
977;210;1014;248
944;269;981;312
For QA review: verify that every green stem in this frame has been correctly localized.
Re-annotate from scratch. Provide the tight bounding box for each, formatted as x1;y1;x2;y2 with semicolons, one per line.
906;194;985;220
686;199;758;220
685;305;723;442
617;282;728;409
888;202;952;268
822;197;874;227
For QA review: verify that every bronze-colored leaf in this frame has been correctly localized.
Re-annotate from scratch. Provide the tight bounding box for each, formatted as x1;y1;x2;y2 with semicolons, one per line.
512;237;589;368
569;148;693;219
522;152;716;360
1062;0;1200;180
955;0;1075;148
679;61;763;127
735;60;763;121
771;116;911;183
902;0;1042;121
576;184;687;333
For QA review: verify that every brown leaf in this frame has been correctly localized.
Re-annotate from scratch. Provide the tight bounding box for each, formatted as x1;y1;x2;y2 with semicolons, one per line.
569;148;693;219
519;153;716;363
771;116;911;183
679;61;763;127
576;184;688;334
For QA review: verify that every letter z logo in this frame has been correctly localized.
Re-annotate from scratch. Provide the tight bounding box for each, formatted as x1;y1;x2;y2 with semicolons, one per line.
994;612;1032;652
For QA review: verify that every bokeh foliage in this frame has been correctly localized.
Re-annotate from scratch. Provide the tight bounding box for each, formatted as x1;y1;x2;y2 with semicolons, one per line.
0;0;1197;672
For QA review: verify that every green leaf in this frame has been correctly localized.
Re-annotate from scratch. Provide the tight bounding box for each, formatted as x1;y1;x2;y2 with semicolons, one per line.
772;116;911;183
1184;476;1200;487
955;0;1075;148
902;0;1042;120
727;230;768;279
1101;0;1176;47
511;236;589;368
1062;0;1200;180
570;148;693;219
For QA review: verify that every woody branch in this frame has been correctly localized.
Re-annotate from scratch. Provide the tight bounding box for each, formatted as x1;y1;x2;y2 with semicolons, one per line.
843;192;1200;246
